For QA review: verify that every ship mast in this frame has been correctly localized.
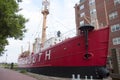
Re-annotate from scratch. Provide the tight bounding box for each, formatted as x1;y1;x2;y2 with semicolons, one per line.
41;0;50;47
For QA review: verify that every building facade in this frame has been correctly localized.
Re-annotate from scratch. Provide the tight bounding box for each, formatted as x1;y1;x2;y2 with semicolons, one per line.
74;0;120;35
75;0;120;79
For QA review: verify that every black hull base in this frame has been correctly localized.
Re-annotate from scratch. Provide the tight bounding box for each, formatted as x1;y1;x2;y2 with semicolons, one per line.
20;66;109;79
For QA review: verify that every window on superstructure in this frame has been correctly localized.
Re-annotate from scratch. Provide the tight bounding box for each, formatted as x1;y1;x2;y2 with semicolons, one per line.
80;12;85;17
109;11;118;20
80;4;84;10
114;0;120;5
111;24;120;32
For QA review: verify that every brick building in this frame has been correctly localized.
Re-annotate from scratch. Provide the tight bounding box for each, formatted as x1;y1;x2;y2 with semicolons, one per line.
74;0;120;79
74;0;120;35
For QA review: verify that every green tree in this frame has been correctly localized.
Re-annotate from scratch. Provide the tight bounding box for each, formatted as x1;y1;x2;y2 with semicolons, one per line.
0;0;28;55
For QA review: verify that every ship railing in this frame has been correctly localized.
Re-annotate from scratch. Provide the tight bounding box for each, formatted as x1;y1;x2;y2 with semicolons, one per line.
41;29;76;50
42;29;76;50
60;28;76;40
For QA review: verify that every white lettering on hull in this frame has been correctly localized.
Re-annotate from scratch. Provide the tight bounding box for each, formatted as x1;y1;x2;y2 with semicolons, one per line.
45;50;51;60
39;53;42;62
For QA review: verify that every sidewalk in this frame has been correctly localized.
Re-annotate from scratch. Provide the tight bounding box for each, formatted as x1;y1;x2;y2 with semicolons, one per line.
0;67;111;80
0;67;37;80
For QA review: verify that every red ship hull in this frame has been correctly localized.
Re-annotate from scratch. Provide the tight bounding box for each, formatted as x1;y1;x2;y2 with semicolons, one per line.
18;27;109;79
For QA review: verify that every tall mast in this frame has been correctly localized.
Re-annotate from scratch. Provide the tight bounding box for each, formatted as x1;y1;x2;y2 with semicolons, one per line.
41;0;50;46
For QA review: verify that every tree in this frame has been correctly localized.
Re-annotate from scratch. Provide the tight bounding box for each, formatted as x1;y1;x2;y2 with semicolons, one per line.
0;0;28;55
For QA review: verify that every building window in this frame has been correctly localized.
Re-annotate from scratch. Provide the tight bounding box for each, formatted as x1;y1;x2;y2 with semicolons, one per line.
117;37;120;44
80;0;85;3
80;12;85;17
89;0;95;5
109;11;118;20
80;4;84;10
80;20;84;26
90;9;96;15
114;0;120;5
113;37;120;45
91;20;96;26
111;26;116;32
111;24;120;32
113;38;118;45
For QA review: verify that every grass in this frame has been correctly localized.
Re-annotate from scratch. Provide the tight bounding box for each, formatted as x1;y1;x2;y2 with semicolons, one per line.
19;70;27;73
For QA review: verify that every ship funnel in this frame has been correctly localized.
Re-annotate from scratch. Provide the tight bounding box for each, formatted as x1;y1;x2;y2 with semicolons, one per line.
79;24;94;59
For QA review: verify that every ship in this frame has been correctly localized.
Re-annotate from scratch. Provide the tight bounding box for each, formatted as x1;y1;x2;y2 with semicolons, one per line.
18;0;109;79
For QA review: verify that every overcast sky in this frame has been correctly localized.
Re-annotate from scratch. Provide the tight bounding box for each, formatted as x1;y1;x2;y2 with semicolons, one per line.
0;0;79;63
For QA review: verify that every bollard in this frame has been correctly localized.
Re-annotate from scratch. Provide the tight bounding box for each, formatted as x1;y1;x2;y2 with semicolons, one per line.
72;74;75;80
72;74;81;80
90;76;93;80
77;74;80;80
85;75;88;80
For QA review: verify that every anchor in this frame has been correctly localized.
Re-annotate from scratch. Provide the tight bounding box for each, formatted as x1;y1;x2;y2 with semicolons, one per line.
79;24;94;59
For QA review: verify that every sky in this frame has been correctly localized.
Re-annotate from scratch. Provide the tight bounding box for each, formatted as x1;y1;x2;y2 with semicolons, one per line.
0;0;79;63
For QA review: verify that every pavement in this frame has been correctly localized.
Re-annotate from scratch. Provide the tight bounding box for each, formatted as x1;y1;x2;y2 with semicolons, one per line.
25;72;112;80
0;67;37;80
26;72;70;80
0;67;112;80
